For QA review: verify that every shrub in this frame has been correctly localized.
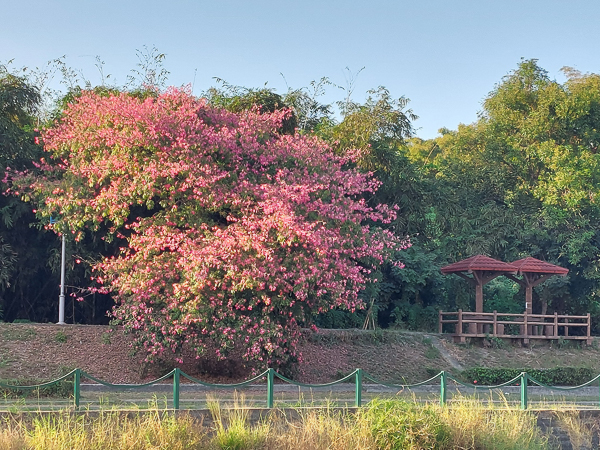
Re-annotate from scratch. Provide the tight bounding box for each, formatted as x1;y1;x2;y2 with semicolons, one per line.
460;367;595;386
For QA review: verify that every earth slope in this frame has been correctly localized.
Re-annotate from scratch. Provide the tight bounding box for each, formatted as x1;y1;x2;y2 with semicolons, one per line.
1;324;599;384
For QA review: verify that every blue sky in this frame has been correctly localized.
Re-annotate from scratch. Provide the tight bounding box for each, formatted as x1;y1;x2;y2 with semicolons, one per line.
3;0;600;138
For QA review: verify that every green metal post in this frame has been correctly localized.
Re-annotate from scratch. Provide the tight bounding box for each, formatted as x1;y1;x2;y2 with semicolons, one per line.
520;372;528;410
440;371;447;406
355;368;363;407
267;368;274;409
73;368;81;409
173;368;180;410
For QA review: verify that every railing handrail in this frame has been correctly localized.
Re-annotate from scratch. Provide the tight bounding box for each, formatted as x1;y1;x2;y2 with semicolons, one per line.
439;309;591;342
440;310;589;320
5;366;600;411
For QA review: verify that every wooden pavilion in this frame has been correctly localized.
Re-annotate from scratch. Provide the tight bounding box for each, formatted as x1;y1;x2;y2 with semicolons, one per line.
440;255;518;334
440;255;518;314
508;257;569;316
439;255;591;344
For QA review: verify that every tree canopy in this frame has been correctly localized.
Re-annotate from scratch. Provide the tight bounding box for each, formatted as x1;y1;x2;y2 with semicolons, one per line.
15;89;403;366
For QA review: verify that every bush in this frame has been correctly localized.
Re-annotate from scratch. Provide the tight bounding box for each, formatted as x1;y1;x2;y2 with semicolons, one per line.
314;308;366;329
460;367;595;386
0;377;72;398
0;367;74;398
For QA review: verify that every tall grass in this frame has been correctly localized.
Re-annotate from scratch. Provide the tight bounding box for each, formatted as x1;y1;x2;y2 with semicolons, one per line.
436;396;547;450
0;395;558;449
0;408;206;450
553;410;594;449
265;405;376;449
208;395;269;450
358;399;450;449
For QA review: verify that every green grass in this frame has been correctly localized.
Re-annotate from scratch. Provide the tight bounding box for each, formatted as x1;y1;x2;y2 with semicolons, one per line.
1;326;36;341
101;332;112;345
425;346;440;359
54;330;68;343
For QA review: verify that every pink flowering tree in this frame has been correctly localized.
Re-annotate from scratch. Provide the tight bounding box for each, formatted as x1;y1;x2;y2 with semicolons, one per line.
17;89;404;367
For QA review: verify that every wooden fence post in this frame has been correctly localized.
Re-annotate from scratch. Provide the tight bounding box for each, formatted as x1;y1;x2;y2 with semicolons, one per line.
493;310;497;336
457;309;465;343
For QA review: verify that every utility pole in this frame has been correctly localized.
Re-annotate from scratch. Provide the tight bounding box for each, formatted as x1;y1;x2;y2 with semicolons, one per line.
51;216;66;325
57;233;66;325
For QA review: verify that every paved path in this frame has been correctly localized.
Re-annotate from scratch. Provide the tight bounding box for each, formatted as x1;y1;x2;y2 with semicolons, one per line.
81;382;600;399
425;334;464;371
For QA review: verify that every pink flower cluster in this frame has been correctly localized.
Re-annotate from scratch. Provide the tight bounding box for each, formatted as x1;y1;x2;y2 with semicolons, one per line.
23;89;406;367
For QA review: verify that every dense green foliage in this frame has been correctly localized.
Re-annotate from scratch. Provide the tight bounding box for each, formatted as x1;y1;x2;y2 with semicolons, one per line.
460;367;596;386
4;55;600;340
402;60;600;331
0;65;125;324
0;65;61;321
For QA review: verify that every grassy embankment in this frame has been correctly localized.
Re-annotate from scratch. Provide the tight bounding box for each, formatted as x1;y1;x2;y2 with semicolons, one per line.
2;323;600;386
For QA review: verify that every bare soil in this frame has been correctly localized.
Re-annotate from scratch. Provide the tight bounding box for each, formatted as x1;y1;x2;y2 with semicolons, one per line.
0;323;599;385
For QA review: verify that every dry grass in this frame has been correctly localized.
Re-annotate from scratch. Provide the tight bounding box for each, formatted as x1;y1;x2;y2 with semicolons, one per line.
553;410;595;449
0;396;561;449
210;395;548;450
438;395;547;450
0;407;206;450
264;407;376;450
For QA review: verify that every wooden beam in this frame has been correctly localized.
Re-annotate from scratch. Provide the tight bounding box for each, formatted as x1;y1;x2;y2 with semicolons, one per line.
455;272;477;285
481;272;511;285
529;274;554;287
525;286;532;315
504;274;525;286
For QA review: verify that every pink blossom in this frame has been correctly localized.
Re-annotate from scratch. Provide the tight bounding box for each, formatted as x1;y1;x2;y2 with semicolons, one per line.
13;89;406;368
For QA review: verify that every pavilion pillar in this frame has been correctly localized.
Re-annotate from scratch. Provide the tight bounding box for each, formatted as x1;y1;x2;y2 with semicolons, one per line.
525;286;532;315
477;280;485;334
475;283;484;313
469;280;484;334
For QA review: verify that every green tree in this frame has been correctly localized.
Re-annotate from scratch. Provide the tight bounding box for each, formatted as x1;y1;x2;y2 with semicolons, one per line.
410;60;600;325
0;65;63;320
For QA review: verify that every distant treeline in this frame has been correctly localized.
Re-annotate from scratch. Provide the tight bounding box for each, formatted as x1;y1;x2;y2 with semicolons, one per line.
1;56;600;333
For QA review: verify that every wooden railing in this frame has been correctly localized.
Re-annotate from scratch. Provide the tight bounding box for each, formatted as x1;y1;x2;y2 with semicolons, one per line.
438;310;592;344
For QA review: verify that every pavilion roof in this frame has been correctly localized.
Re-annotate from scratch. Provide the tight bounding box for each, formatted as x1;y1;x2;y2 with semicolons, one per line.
510;257;568;275
440;255;518;274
